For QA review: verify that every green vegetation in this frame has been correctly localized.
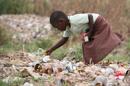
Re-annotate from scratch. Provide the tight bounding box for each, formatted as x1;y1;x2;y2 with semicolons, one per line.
0;24;128;62
0;0;51;15
0;0;129;62
0;39;53;54
36;39;53;50
0;26;53;53
9;78;24;86
0;26;14;53
127;39;130;50
0;0;33;14
0;26;82;61
0;26;11;45
0;80;8;86
0;78;24;86
51;43;83;61
52;48;67;60
74;45;83;61
104;54;130;63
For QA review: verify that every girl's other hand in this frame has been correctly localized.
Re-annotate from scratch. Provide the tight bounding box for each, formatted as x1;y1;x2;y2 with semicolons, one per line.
80;32;88;42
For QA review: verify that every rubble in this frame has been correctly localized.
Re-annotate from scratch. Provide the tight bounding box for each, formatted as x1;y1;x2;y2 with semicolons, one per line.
23;82;34;86
0;51;130;86
0;66;14;79
0;14;52;43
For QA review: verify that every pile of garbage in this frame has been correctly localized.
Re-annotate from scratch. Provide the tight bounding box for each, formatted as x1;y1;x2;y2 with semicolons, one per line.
0;51;130;86
0;14;51;43
28;56;130;86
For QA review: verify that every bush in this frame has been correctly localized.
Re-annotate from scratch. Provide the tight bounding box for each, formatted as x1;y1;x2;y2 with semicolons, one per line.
0;0;34;14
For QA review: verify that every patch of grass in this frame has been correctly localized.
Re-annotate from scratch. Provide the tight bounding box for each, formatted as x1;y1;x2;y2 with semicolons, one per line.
0;26;15;54
0;80;8;86
24;41;40;53
2;72;25;85
52;48;67;60
104;54;130;63
0;41;21;54
62;81;71;86
35;39;53;50
0;38;53;54
31;77;45;86
9;78;24;86
0;0;34;14
52;43;83;61
127;39;130;51
74;44;83;62
0;26;12;46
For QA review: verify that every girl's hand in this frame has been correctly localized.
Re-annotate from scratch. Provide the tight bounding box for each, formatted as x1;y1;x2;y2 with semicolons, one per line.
45;49;53;55
80;32;88;42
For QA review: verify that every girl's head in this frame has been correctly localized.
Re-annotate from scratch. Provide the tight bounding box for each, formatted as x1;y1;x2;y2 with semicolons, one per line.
50;11;69;31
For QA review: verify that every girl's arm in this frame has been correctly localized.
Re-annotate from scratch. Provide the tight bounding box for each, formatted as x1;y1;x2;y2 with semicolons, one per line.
45;37;69;55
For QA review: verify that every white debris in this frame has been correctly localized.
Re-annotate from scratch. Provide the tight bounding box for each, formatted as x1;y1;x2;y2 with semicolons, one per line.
42;55;51;63
109;64;119;70
23;82;33;86
93;75;107;86
28;61;40;67
105;67;114;76
65;62;76;72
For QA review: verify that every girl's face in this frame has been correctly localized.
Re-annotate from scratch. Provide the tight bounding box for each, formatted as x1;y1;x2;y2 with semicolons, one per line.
54;18;68;31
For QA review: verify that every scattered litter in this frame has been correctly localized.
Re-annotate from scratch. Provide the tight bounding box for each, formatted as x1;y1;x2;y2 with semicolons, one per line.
20;68;32;78
0;51;130;86
105;67;114;76
28;61;40;67
42;55;51;63
23;82;33;86
93;75;107;86
123;69;130;84
65;62;76;73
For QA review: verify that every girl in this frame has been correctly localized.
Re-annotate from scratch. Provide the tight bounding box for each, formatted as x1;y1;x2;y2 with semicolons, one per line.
45;11;122;64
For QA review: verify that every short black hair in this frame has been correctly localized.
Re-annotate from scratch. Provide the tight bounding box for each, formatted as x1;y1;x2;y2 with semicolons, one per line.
50;11;68;27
